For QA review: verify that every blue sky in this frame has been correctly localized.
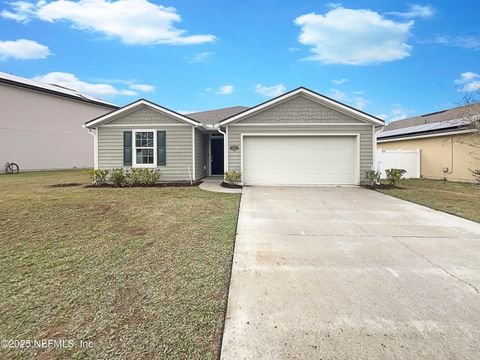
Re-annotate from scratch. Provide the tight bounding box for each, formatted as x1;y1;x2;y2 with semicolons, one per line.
1;0;479;121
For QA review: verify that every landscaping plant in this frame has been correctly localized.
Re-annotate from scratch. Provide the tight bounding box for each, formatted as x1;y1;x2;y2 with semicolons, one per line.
365;170;381;188
470;169;480;184
224;171;241;185
128;168;143;187
141;168;161;185
88;169;109;185
110;168;128;187
385;168;407;187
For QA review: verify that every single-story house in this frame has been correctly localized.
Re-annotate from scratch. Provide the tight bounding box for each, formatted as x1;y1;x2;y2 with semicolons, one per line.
0;72;117;172
377;104;480;182
84;87;384;185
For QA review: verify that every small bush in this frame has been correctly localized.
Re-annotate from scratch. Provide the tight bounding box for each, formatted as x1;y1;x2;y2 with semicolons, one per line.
141;169;161;185
224;171;241;185
385;168;407;187
88;169;109;185
128;168;143;187
470;169;480;184
365;170;381;188
110;168;128;187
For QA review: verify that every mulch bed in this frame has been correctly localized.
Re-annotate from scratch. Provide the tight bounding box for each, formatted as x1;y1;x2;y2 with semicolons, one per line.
221;182;242;189
49;183;83;188
363;183;404;190
84;181;203;188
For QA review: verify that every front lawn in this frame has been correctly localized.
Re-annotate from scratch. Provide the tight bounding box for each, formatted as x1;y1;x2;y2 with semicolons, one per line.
376;178;480;223
0;170;240;359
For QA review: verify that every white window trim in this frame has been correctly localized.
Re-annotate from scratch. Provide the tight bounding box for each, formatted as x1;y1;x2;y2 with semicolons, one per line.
132;129;157;168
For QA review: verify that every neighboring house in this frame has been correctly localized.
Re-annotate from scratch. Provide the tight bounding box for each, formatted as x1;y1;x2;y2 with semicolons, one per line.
377;103;480;182
0;72;117;172
85;87;384;185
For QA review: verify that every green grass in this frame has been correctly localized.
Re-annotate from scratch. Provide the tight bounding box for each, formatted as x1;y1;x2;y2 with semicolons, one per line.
376;178;480;223
0;170;240;359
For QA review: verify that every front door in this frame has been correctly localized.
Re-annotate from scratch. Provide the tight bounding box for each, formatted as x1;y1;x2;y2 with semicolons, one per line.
211;138;224;175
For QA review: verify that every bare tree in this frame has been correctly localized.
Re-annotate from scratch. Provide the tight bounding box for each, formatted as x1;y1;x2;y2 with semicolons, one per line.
458;91;480;181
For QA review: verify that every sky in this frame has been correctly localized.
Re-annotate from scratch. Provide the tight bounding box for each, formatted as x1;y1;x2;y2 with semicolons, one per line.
0;0;479;122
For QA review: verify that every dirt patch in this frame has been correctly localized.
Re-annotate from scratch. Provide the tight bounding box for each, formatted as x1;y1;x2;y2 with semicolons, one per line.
221;182;242;189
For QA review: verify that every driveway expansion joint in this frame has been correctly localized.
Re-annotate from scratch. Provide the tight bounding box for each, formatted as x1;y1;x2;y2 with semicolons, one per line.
393;236;479;294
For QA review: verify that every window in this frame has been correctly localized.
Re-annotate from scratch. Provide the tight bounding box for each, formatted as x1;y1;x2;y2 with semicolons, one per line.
133;130;156;167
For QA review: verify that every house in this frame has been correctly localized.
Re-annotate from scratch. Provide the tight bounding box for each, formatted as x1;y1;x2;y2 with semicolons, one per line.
377;103;480;182
84;87;384;185
0;72;117;172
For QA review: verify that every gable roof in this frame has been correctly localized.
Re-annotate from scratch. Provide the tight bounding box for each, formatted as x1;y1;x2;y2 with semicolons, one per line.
0;72;118;109
85;99;200;128
218;87;385;126
187;106;249;125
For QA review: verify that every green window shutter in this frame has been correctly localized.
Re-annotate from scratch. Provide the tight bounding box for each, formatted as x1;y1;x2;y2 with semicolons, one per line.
123;131;132;166
157;131;166;166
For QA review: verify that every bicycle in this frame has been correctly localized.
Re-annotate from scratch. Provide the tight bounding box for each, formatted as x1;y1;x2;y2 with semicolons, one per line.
4;162;19;174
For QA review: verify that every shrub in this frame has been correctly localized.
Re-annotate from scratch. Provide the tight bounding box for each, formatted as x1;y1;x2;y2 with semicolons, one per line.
88;169;109;185
128;168;144;187
140;169;161;185
224;171;241;185
470;169;480;184
110;168;128;187
385;168;407;187
365;170;381;188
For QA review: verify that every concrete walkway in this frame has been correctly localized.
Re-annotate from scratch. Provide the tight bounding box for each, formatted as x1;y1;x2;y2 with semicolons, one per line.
221;187;480;360
199;176;242;194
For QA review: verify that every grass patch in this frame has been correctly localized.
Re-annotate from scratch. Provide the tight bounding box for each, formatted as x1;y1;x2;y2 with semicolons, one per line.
375;178;480;223
0;170;240;359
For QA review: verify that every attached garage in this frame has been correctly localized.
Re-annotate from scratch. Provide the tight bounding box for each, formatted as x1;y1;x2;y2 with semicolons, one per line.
218;87;384;186
242;135;358;185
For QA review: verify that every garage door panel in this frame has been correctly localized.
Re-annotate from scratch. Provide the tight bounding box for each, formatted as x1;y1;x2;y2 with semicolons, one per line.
243;136;356;185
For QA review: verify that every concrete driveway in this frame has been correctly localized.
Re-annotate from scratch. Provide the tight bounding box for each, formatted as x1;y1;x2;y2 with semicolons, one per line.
221;187;480;360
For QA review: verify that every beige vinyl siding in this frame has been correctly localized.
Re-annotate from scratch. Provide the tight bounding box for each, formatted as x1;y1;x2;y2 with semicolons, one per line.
238;95;365;124
194;128;208;180
97;126;193;181
106;107;182;125
227;125;374;182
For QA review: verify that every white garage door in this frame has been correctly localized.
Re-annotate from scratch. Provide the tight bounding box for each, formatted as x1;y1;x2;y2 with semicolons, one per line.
243;136;356;185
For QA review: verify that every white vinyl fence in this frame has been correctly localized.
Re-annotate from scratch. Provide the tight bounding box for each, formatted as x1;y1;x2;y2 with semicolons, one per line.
376;149;421;179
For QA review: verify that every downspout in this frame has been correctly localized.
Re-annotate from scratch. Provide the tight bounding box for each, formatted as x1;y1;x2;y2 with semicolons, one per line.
85;126;98;170
215;124;227;177
448;135;454;175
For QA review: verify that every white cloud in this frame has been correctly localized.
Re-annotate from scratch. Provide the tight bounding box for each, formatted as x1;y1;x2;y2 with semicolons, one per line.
0;39;51;60
455;72;480;92
388;4;436;19
1;0;216;45
31;72;156;97
379;104;416;122
328;88;369;110
129;83;155;92
332;78;348;85
216;85;234;95
254;84;286;97
294;6;413;65
185;51;214;63
427;35;480;50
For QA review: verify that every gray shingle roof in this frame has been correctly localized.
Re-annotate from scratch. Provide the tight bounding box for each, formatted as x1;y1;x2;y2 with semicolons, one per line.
384;103;480;131
377;118;472;139
186;106;249;125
